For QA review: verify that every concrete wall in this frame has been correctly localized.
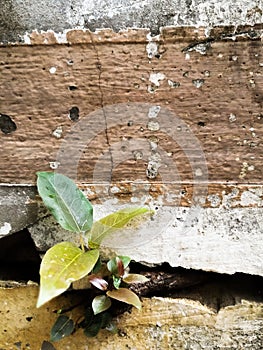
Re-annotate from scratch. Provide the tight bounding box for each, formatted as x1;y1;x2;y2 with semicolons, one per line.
1;0;263;43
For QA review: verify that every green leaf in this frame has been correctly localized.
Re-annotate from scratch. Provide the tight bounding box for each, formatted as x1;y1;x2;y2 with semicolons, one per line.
100;311;113;328
50;315;74;342
37;172;93;232
107;256;131;275
92;258;102;274
92;295;112;315
41;341;57;350
82;309;113;337
120;256;132;269
107;288;141;310
83;313;103;337
37;242;99;307
80;307;94;329
84;320;102;337
112;275;122;289
123;274;149;284
88;207;151;247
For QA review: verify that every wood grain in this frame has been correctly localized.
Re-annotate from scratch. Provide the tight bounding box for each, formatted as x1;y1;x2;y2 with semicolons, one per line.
0;27;262;196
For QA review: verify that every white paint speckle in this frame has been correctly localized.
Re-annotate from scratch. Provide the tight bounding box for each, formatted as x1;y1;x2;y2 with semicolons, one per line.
146;42;159;59
146;153;161;179
207;194;221;207
53;31;68;44
147;120;160;131
185;53;191;60
149;141;158;151
149;72;166;87
49;161;60;169
52;126;63;138
168;80;180;88
148;106;161;118
111;186;120;194
23;32;31;44
49;67;57;74
239;162;249;179
195;168;203;177
192;79;205;88
229;113;237;122
133;150;143;160
0;222;11;236
191;43;209;55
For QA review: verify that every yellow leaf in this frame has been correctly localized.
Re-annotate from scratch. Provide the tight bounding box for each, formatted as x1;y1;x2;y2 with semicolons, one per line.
37;242;99;307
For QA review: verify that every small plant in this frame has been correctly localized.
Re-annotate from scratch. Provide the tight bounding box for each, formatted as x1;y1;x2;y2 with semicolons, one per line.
36;172;152;341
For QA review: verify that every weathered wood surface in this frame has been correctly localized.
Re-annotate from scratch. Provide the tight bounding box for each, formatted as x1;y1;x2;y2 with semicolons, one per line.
0;283;262;350
0;26;262;190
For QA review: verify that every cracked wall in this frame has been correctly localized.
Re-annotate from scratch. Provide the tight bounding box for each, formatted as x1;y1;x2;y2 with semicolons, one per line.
0;1;263;349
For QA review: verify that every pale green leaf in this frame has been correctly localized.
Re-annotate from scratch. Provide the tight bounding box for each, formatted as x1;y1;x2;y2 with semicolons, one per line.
120;256;131;269
92;295;112;315
37;242;99;307
107;288;141;309
112;275;121;289
123;274;149;284
88;207;151;247
37;172;93;232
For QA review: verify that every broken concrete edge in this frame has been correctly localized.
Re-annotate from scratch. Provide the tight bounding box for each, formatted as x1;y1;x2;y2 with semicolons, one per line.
0;282;262;349
0;184;262;276
1;24;263;46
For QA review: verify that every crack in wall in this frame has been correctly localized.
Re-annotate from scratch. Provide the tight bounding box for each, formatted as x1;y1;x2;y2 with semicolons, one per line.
182;27;263;52
0;228;262;315
88;32;114;194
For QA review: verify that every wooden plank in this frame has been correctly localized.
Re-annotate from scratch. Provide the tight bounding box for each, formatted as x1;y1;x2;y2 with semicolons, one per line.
0;26;262;193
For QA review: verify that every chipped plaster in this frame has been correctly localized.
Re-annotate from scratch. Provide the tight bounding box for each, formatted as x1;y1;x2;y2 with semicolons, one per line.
0;222;11;237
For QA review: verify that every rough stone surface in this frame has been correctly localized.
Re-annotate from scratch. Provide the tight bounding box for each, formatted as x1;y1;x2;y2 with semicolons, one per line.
1;0;263;43
0;283;262;349
28;214;80;252
0;186;38;237
89;205;263;276
27;203;263;276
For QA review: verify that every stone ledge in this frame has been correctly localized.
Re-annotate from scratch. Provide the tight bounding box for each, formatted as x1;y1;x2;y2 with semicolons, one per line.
0;283;262;349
